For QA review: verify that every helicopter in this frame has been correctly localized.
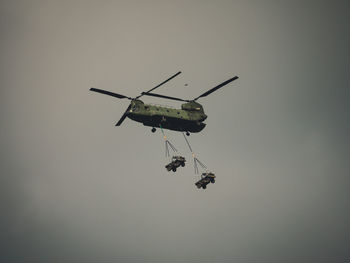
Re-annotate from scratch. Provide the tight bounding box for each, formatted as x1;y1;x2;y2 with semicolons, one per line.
90;71;238;135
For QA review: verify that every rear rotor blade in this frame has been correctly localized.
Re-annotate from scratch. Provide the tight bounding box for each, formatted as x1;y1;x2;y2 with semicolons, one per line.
193;76;238;101
115;104;132;126
136;71;181;99
146;71;182;93
90;88;133;100
141;92;188;102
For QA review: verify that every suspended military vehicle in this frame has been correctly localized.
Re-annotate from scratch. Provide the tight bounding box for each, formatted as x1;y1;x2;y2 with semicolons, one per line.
195;172;216;189
165;156;186;172
90;71;238;134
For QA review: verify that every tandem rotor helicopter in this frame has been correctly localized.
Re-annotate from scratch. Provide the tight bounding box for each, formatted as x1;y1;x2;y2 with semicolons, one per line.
89;71;238;135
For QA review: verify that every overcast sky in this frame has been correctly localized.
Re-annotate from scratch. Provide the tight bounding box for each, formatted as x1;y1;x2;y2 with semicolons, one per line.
1;1;350;262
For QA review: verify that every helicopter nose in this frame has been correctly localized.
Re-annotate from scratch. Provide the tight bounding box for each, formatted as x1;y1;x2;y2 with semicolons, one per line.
200;114;207;121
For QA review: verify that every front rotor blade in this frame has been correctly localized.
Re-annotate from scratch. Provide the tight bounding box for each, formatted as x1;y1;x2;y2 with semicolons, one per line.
115;104;132;126
141;92;188;102
193;76;238;101
136;71;181;99
90;88;133;100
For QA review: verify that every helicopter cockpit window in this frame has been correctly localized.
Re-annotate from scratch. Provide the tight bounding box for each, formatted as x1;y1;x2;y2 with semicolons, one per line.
132;105;139;111
190;107;202;112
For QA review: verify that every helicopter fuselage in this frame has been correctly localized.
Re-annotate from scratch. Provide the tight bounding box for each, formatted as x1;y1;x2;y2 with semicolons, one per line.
126;100;207;133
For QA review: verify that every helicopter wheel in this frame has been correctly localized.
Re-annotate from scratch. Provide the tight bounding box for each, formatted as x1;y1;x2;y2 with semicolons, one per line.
186;131;190;136
151;127;156;133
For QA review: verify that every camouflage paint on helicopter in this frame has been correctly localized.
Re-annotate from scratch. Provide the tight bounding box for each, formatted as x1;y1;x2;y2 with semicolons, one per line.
127;99;207;133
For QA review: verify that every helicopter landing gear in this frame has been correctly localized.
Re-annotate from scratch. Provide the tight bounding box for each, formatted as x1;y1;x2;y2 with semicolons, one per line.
151;127;156;133
186;131;190;136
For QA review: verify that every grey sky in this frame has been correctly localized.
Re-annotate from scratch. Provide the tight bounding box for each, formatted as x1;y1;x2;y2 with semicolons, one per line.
1;1;350;262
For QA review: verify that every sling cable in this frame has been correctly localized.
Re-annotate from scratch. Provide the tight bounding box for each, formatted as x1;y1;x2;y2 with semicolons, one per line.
182;132;207;174
159;124;177;157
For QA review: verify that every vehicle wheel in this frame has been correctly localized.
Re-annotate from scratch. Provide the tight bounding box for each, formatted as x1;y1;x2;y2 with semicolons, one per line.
202;185;207;189
186;131;190;136
211;179;215;184
151;127;156;133
181;163;185;167
172;167;176;172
